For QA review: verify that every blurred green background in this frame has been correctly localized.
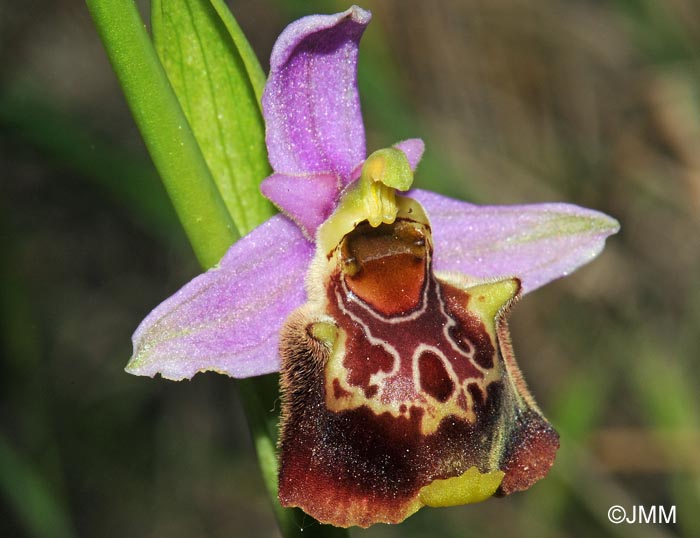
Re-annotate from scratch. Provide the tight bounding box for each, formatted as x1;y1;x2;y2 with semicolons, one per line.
1;0;699;537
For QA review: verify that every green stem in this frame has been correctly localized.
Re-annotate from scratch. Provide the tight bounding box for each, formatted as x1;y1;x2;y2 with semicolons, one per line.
85;0;237;269
86;2;347;535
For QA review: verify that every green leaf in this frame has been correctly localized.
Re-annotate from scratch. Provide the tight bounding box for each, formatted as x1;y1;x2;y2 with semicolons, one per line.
152;0;274;235
86;0;237;269
209;0;267;104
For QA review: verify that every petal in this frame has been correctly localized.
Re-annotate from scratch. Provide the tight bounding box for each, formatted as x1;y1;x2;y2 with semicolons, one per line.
261;173;341;239
412;189;620;294
127;215;313;380
393;138;425;171
263;6;371;180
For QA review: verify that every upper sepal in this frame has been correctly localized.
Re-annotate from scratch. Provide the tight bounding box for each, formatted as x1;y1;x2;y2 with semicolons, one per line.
263;6;370;181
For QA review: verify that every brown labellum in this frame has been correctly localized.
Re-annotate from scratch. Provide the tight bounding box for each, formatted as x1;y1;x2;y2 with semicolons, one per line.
277;193;558;528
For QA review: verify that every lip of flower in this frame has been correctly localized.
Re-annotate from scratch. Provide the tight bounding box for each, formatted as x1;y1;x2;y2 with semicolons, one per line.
125;4;619;528
276;148;534;527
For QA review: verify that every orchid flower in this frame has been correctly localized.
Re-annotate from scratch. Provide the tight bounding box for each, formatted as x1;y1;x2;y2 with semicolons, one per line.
126;6;618;529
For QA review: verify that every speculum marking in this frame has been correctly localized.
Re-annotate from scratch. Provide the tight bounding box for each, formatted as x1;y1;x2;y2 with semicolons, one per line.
418;351;455;402
324;218;498;434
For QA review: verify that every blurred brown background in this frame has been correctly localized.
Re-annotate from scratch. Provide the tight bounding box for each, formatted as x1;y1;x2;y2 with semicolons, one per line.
1;0;699;537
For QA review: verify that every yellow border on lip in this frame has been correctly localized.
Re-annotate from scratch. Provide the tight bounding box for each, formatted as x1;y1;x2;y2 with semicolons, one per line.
419;466;505;507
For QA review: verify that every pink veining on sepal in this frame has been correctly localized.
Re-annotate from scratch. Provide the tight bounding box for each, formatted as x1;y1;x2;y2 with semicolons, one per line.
263;6;371;180
127;216;312;380
412;189;620;294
